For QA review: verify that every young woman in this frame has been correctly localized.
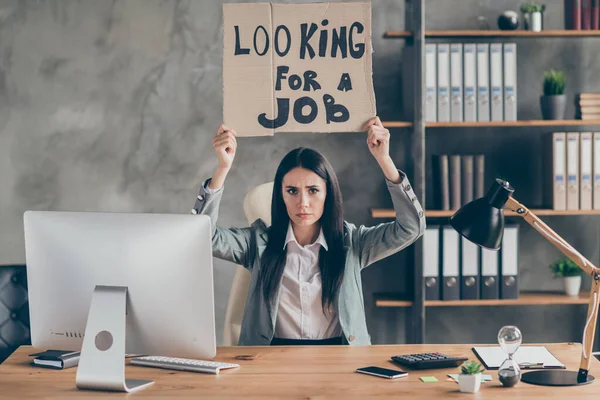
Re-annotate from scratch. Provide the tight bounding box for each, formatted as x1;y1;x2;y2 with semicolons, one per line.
192;117;425;346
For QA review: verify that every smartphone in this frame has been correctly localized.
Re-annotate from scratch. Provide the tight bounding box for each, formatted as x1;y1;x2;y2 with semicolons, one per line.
356;366;408;379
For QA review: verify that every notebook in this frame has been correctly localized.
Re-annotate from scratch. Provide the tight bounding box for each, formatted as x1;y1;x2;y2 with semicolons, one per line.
472;346;565;370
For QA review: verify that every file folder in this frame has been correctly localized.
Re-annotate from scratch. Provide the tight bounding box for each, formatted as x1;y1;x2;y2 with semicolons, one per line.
423;226;440;300
460;237;480;300
449;155;461;210
472;346;565;370
461;155;474;206
437;44;450;122
481;248;499;299
450;43;463;122
594;133;600;209
580;132;593;210
463;43;477;122
500;225;519;299
544;132;567;210
489;43;503;122
503;43;517;121
425;44;437;122
474;154;485;199
442;226;460;301
432;154;450;210
476;44;490;121
567;132;580;210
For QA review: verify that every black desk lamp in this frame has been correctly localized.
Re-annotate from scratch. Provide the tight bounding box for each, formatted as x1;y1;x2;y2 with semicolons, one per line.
450;178;600;386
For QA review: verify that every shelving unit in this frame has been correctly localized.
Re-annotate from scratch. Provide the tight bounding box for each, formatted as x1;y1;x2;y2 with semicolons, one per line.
371;208;600;219
385;30;600;38
374;292;592;308
382;120;600;128
381;1;600;346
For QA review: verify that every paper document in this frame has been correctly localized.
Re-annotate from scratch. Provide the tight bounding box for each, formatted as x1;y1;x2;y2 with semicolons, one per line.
472;346;565;370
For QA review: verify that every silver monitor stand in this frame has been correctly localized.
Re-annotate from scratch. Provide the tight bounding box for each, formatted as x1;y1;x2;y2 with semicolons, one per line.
76;286;153;393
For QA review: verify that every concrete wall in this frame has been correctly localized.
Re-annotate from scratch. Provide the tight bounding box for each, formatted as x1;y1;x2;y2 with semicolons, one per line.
0;0;597;346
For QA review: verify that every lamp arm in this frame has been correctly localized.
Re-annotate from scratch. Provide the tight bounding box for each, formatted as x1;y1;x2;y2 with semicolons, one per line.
505;197;600;378
505;197;596;275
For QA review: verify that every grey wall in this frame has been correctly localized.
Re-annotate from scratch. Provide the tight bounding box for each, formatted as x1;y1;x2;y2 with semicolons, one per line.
0;0;598;347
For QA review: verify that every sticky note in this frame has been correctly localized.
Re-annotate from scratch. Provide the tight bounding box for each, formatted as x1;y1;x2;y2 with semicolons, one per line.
420;376;438;382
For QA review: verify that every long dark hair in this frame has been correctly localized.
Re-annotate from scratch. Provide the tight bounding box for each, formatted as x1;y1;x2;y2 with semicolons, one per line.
259;148;346;313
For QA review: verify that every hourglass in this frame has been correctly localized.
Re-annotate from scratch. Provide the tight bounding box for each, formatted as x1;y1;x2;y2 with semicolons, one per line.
497;325;522;387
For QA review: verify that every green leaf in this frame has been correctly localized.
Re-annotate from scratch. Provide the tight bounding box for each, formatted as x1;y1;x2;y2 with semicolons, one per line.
542;69;566;95
520;2;545;13
549;257;581;278
460;360;485;375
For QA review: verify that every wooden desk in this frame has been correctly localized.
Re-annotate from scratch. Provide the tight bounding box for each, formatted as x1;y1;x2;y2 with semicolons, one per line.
1;343;599;398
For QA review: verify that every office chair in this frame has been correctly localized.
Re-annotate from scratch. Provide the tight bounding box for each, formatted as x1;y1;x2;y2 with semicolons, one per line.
222;182;273;346
0;265;30;364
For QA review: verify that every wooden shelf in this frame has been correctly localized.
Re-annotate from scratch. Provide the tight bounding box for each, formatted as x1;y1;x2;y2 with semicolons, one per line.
381;121;413;128
381;120;600;128
371;208;600;219
375;291;591;308
428;120;600;127
385;30;600;38
384;31;413;38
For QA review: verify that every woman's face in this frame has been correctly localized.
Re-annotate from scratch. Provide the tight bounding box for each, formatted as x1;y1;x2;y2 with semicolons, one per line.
282;167;327;228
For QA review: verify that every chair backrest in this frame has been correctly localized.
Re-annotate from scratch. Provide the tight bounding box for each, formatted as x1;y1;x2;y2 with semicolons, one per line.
222;182;273;346
243;182;274;226
0;265;30;364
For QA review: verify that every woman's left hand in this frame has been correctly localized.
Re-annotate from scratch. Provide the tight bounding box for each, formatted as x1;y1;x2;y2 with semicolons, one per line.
364;116;390;162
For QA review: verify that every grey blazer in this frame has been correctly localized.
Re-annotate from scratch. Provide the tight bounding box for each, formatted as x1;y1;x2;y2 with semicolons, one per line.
192;172;426;346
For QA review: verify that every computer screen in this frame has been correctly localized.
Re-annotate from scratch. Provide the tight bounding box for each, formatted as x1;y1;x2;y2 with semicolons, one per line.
23;211;216;360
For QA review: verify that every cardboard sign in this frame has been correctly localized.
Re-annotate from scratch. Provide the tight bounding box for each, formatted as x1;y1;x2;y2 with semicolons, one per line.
223;2;376;136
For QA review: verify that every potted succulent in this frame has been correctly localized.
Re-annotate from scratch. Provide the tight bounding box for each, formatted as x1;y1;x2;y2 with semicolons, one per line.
458;360;485;393
520;2;545;31
540;69;567;120
550;257;582;297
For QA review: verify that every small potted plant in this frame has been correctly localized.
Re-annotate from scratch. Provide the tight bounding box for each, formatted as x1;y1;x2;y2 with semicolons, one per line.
458;360;485;393
550;257;582;296
520;2;545;31
540;69;567;120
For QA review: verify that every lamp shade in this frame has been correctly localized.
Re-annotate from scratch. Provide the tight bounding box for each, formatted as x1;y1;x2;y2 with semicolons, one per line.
449;178;515;250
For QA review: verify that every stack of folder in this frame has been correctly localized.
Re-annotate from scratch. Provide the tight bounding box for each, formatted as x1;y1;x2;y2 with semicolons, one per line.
432;154;485;211
425;43;516;123
423;225;519;301
575;93;600;120
566;0;600;30
545;132;600;210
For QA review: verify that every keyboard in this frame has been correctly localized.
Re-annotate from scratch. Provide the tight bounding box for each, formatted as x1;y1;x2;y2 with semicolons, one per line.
391;352;468;370
130;356;240;374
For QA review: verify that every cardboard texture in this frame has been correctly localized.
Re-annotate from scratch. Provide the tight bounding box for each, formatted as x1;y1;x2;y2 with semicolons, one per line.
223;2;376;136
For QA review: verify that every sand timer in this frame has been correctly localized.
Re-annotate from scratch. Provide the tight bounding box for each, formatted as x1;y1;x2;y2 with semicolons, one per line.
497;325;522;387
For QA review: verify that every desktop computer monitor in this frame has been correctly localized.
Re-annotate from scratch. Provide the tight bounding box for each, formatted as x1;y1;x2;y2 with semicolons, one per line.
23;211;216;392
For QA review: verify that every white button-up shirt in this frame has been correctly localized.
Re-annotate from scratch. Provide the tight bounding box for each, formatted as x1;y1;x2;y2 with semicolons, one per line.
274;223;342;340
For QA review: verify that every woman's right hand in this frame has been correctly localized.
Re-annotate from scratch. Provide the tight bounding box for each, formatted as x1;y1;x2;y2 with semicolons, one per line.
213;124;237;170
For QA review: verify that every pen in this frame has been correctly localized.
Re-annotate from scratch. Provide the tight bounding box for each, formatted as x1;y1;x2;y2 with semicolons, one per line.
519;362;544;369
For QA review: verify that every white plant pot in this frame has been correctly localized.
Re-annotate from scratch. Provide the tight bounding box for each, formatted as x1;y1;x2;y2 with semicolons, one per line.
458;373;481;393
531;12;542;32
564;276;581;297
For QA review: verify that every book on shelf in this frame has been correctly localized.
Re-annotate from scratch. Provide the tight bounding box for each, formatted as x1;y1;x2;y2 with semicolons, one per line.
574;93;600;120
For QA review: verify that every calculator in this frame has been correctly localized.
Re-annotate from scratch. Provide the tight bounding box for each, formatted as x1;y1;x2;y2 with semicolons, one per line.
391;352;468;370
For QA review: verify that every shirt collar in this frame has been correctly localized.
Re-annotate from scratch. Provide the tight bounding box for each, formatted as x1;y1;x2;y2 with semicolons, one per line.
284;222;328;251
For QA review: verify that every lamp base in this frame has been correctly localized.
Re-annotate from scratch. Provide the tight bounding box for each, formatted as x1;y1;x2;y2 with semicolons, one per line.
521;370;594;386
